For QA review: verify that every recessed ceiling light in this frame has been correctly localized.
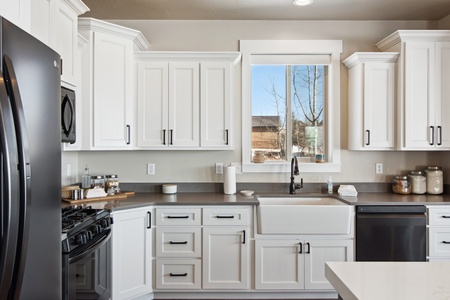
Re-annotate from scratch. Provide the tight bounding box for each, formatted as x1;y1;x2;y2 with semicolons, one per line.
293;0;313;6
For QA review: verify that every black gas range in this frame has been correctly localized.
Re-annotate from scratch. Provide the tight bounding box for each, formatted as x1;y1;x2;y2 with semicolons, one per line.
61;206;113;300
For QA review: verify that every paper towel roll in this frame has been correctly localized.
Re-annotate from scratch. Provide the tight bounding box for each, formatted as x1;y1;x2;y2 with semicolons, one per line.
223;165;236;195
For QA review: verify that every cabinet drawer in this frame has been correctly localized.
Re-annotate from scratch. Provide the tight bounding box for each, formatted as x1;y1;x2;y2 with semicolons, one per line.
428;227;450;257
203;207;250;226
155;259;201;290
155;208;201;226
427;207;450;226
156;227;201;257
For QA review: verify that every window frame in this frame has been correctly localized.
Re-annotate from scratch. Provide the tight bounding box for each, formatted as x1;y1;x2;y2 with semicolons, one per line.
240;40;342;173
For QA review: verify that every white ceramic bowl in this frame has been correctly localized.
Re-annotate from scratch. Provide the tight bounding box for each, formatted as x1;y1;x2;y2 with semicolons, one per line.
240;190;254;197
162;184;177;194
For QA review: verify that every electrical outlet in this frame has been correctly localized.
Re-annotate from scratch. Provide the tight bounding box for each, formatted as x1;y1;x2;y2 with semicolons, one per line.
215;163;223;175
147;163;155;175
376;163;383;174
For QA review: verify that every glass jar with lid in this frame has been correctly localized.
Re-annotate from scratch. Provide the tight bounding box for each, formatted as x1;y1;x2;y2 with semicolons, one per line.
425;166;443;194
408;171;426;194
392;175;411;194
105;174;119;195
90;175;105;190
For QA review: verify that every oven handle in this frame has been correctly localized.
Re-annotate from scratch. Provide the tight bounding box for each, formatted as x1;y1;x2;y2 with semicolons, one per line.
68;229;112;264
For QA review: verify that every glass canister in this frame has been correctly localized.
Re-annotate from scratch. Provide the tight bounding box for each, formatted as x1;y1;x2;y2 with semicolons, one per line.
90;175;105;190
408;171;427;194
392;175;411;194
425;166;443;194
105;174;120;195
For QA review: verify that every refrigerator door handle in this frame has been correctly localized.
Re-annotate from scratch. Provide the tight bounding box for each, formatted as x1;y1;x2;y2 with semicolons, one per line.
3;54;32;297
0;68;22;300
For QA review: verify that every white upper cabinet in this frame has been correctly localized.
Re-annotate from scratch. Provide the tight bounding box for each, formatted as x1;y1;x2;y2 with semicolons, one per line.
135;52;240;150
0;0;31;32
376;30;450;150
78;18;149;150
344;52;399;150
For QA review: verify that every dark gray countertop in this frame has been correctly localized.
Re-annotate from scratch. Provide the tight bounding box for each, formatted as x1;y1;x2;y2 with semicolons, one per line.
62;191;450;211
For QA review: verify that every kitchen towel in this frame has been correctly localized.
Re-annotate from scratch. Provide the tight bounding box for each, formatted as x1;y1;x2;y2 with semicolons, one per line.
223;165;236;194
338;185;358;197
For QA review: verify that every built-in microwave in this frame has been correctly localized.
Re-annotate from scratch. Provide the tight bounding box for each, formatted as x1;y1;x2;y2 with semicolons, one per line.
61;87;76;143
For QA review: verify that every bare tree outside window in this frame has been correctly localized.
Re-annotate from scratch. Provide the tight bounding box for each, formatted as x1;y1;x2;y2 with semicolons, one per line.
251;64;326;162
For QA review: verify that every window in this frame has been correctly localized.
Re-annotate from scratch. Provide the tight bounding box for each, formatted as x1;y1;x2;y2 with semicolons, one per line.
240;40;342;173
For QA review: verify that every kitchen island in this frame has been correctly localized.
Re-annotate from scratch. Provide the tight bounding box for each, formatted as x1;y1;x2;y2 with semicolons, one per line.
325;261;450;300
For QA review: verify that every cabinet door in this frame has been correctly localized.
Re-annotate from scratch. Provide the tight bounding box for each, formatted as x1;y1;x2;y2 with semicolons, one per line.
201;61;233;148
93;31;133;148
137;61;169;148
363;62;395;149
0;0;30;31
30;0;55;46
404;42;435;149
435;42;450;149
169;62;200;148
202;227;248;289
255;240;304;290
112;208;152;300
304;239;354;290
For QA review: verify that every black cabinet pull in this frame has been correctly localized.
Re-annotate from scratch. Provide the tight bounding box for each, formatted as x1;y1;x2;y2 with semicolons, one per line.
170;273;188;277
126;125;131;145
306;242;310;254
443;241;450;244
163;129;166;145
438;126;442;146
167;215;189;219
442;216;450;218
170;129;173;145
216;215;234;219
147;212;151;229
298;242;302;254
170;241;188;245
242;230;246;244
225;129;229;145
430;126;435;145
365;130;370;146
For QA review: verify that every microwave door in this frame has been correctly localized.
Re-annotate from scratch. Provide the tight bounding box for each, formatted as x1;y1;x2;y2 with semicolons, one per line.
0;65;22;300
61;92;74;143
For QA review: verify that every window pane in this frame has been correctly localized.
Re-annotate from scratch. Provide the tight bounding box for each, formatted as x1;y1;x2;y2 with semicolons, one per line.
291;65;326;161
251;65;286;162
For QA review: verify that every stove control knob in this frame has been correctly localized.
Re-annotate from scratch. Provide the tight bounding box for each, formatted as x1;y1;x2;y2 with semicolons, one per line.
76;232;87;245
90;224;101;234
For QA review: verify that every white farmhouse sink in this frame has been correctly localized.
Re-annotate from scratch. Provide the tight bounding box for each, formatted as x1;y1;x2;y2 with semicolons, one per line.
257;196;354;235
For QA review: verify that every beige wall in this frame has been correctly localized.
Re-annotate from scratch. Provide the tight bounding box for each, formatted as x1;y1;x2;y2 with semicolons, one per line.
63;19;450;185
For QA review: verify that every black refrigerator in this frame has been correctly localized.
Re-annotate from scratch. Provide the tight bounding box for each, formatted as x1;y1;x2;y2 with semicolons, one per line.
0;17;61;299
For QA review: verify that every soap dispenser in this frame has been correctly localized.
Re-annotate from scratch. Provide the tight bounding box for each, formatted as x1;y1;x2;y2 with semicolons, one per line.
327;176;333;194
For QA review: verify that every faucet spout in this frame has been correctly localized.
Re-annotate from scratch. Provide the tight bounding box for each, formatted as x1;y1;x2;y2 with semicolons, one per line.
289;156;303;194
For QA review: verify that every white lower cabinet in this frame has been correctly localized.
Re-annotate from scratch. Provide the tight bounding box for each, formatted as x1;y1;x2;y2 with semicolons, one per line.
154;205;250;292
112;207;152;300
427;206;450;261
255;239;353;290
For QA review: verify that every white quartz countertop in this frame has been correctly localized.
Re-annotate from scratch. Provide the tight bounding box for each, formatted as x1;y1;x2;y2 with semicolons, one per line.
325;261;450;300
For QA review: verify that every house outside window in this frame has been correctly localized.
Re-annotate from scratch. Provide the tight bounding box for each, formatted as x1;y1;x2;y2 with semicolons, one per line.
240;40;342;173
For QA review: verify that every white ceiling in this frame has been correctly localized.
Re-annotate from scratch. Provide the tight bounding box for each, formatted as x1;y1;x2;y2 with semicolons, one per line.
80;0;450;21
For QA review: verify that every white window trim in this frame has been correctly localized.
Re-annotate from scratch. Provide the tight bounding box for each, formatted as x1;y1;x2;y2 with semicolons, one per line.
240;40;342;173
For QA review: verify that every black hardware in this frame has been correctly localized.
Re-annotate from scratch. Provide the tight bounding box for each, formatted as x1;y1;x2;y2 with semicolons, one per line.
225;129;229;145
366;130;370;146
170;129;173;145
306;242;310;254
430;126;435;145
299;243;302;254
170;273;188;277
170;241;188;245
443;216;450;218
126;125;131;145
217;215;234;219
443;241;450;244
147;212;151;229
167;215;189;219
242;230;246;244
438;126;442;146
163;129;166;145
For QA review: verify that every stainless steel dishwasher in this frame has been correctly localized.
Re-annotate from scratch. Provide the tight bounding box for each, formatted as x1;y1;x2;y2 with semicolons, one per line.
356;205;426;261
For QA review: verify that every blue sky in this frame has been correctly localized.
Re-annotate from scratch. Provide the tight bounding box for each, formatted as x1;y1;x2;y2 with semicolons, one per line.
251;65;286;117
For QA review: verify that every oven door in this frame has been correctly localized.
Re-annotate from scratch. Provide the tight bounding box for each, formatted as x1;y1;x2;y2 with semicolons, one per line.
63;229;112;300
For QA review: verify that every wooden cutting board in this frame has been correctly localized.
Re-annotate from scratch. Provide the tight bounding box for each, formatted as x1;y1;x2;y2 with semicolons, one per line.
62;191;135;204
